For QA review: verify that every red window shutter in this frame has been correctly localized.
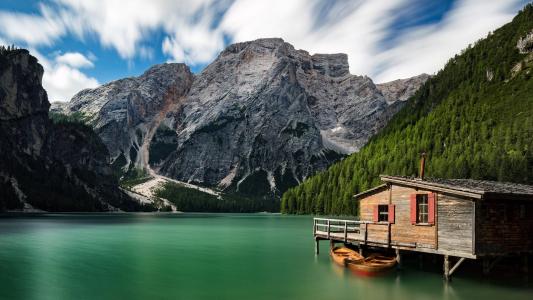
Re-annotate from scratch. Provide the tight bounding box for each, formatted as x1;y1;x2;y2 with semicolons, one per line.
428;193;436;225
388;204;395;223
410;194;417;224
373;205;379;222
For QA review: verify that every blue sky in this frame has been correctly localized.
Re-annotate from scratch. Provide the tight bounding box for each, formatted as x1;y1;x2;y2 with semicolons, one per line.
0;0;529;102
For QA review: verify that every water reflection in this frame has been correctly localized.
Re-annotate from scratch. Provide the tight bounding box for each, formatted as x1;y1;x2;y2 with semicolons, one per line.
0;214;531;300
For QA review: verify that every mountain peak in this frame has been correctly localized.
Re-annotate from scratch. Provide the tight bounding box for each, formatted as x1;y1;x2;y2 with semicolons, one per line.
141;62;190;78
57;38;428;198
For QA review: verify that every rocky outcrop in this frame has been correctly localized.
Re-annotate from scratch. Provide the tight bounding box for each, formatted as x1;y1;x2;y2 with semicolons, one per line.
158;39;427;196
376;74;430;104
57;38;428;197
54;63;194;173
517;30;533;54
0;49;145;212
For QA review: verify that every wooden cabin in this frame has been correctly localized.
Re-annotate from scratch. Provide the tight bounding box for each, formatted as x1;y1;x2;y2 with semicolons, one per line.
314;171;533;280
357;175;533;258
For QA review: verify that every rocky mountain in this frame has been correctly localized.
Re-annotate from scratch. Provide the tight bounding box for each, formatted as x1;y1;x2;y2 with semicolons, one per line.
54;38;428;197
0;48;147;212
52;63;193;173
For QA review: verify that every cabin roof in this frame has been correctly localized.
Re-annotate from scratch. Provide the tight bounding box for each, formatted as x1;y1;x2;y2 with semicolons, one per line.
353;184;388;199
380;175;533;200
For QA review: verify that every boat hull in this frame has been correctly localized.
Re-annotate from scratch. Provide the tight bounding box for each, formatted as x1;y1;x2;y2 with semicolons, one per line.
346;254;397;276
329;247;363;267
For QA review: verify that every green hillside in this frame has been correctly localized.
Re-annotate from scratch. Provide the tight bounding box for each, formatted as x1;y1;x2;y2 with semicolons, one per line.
281;4;533;215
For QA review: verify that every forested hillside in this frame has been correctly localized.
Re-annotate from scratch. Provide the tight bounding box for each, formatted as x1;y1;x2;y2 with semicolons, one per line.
281;4;533;215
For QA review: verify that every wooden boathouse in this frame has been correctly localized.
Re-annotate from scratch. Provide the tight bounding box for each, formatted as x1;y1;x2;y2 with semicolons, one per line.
314;158;533;280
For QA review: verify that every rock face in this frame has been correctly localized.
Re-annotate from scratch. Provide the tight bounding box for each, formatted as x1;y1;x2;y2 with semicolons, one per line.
0;49;144;212
517;30;533;54
376;74;430;104
55;63;194;172
159;39;428;195
57;38;428;197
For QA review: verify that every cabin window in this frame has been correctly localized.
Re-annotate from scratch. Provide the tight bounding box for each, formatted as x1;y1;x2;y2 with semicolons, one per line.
378;205;389;222
417;194;429;223
410;193;435;225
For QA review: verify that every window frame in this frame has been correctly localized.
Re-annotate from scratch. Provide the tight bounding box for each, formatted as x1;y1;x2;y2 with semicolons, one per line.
377;204;389;222
416;194;429;224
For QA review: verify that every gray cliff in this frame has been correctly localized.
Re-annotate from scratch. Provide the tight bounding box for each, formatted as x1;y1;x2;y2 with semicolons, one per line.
54;38;429;197
0;48;145;212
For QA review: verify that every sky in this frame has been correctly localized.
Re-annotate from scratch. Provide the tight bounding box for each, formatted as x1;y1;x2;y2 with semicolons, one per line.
0;0;530;102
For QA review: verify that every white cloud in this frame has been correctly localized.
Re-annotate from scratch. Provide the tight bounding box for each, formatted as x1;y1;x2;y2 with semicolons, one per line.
220;0;524;81
32;50;99;102
374;0;522;82
220;0;406;77
161;22;224;64
49;0;224;61
0;0;527;83
0;4;65;46
55;52;94;68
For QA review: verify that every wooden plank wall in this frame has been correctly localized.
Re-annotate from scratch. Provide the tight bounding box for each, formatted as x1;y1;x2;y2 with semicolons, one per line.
359;185;437;248
390;185;436;248
437;195;473;256
476;201;533;255
359;189;390;243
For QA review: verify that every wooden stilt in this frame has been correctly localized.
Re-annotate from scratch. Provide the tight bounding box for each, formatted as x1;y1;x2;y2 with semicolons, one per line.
329;240;335;250
359;246;364;256
315;238;319;255
523;255;529;274
444;255;450;282
396;249;402;270
483;256;501;275
483;259;490;275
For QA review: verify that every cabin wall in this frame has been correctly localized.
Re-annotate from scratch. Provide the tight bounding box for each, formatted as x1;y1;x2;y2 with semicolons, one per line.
359;184;479;257
437;194;474;256
476;200;533;256
390;185;436;248
359;189;390;243
359;185;437;248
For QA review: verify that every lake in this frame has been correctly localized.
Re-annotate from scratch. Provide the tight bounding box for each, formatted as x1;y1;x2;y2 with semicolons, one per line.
0;213;531;299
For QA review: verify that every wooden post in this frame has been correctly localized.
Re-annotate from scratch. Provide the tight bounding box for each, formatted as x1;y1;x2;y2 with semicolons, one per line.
444;255;451;282
396;249;402;270
359;246;364;256
483;258;490;275
387;223;391;247
315;238;319;255
329;240;335;250
523;254;529;275
327;219;331;239
365;223;368;244
344;221;348;242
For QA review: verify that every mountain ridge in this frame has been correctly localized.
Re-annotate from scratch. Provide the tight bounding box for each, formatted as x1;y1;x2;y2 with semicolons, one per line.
53;38;428;199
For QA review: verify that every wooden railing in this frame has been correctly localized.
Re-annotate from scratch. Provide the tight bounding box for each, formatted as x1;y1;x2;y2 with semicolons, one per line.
313;218;371;243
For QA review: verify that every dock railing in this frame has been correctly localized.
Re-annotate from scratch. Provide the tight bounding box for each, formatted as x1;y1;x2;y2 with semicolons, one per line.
313;218;370;243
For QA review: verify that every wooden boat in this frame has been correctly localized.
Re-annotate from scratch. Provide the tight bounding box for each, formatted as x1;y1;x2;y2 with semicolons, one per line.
329;246;364;267
346;253;397;276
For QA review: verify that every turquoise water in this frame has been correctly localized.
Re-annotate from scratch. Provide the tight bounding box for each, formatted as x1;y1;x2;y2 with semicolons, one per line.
0;213;531;300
